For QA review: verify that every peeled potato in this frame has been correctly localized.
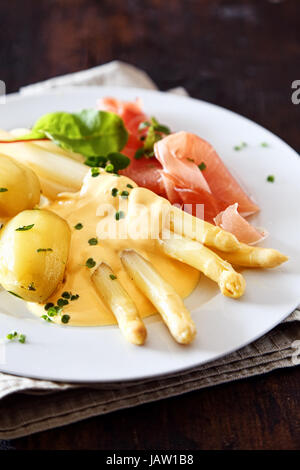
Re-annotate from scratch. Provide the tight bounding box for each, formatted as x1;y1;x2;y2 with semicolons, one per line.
0;209;70;302
0;154;41;217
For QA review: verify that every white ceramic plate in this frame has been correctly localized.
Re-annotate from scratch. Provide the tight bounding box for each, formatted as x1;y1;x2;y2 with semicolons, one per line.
0;86;299;383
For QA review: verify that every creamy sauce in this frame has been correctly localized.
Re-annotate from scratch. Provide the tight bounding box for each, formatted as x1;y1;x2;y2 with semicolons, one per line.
28;171;200;326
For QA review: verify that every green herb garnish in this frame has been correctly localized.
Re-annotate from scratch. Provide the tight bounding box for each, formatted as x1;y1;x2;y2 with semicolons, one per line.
267;175;275;183
135;117;170;160
85;258;96;268
71;294;79;301
6;331;26;344
111;187;118;197
127;184;133;189
0;188;8;192
57;298;69;307
18;334;26;344
115;210;125;221
61;314;70;324
62;292;71;299
120;190;129;199
41;314;53;322
91;167;100;177
84;152;130;173
109;274;117;280
88;237;98;245
74;223;83;230
44;302;54;311
261;142;269;147
105;163;114;173
15;224;34;232
37;248;53;253
198;162;206;171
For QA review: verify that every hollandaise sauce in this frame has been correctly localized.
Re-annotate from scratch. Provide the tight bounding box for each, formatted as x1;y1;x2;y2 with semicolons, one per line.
28;171;200;326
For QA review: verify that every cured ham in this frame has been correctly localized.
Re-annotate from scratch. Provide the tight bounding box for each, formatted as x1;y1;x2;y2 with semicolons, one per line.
214;204;267;245
98;97;262;240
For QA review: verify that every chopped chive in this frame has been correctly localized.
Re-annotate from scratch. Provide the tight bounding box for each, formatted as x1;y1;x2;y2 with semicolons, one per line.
41;314;52;322
91;167;100;177
88;237;98;246
120;190;129;199
0;188;8;192
71;294;79;301
61;314;70;324
126;184;133;189
109;274;117;280
261;142;269;147
57;298;69;307
18;334;26;344
85;258;96;268
267;175;275;183
62;291;70;299
105;163;114;173
74;223;83;230
15;224;34;232
47;306;58;317
6;331;17;340
198;162;206;171
37;248;53;253
115;210;125;221
111;187;118;197
44;302;54;311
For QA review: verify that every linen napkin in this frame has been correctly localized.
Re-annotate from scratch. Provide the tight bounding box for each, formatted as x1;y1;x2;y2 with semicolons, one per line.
0;61;299;439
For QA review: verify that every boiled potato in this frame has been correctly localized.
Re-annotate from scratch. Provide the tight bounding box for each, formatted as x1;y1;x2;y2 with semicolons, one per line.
0;154;41;217
0;209;70;302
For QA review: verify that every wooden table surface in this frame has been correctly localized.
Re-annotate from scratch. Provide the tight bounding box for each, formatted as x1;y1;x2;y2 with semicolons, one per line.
0;0;299;450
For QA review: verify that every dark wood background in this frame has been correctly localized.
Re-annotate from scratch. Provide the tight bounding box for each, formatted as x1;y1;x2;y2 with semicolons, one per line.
0;0;299;450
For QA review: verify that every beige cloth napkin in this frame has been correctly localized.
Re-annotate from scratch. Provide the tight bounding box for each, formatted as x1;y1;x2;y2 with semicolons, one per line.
0;61;299;439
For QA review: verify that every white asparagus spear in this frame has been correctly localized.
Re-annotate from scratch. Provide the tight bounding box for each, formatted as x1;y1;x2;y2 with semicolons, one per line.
0;129;88;197
212;245;288;268
10;128;84;162
170;206;240;252
121;250;196;345
92;262;147;345
159;237;246;299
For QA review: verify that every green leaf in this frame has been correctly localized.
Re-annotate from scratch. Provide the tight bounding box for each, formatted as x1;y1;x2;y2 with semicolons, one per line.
16;109;128;158
15;224;34;232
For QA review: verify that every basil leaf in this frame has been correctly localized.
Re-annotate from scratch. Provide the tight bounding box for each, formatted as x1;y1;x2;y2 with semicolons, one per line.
14;110;128;158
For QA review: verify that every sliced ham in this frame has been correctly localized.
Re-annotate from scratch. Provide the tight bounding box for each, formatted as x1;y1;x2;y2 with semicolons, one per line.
155;132;259;216
214;203;267;245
